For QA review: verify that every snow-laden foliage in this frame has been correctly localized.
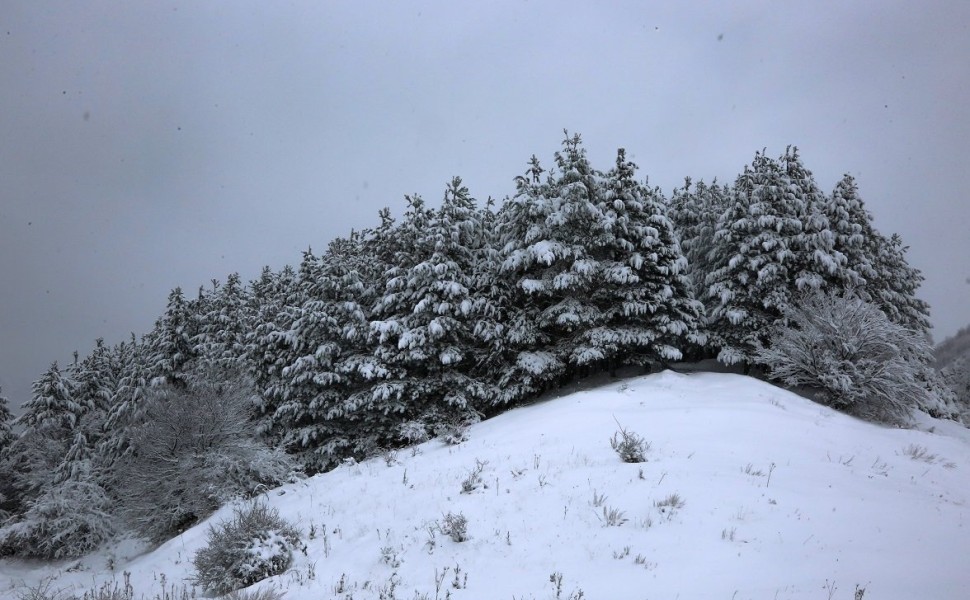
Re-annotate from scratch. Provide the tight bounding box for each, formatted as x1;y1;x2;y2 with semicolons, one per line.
16;361;88;434
0;429;115;559
754;290;935;422
668;177;729;301
194;272;253;372
0;477;114;559
0;386;13;456
495;134;701;402
192;502;302;595
0;386;16;523
823;175;931;336
143;287;198;389
114;372;295;541
704;148;847;365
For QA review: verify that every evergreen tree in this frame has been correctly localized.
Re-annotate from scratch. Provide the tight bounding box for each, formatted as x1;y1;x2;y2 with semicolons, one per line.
824;174;875;288
0;386;13;455
668;177;729;300
867;232;931;335
821;174;929;334
249;264;300;438
195;272;253;372
369;178;490;437
0;386;14;520
704;149;845;365
68;339;117;444
496;134;610;401
267;245;362;468
594;149;704;368
145;287;198;388
16;362;85;435
779;146;847;290
100;335;152;459
467;196;509;410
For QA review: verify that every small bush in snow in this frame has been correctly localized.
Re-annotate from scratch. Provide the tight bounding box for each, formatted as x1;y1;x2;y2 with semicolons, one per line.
460;459;488;494
192;502;302;595
439;511;469;542
610;420;649;463
755;290;936;423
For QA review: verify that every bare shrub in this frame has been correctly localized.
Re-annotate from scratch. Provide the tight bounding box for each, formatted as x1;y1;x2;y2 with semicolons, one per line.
114;373;295;542
460;460;488;494
15;577;72;600
193;502;301;595
439;512;469;542
755;290;936;423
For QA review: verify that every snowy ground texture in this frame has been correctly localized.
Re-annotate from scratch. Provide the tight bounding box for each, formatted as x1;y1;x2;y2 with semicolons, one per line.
3;371;969;599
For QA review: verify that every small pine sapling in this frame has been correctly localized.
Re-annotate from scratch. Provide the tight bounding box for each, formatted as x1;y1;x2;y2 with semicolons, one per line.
610;418;650;463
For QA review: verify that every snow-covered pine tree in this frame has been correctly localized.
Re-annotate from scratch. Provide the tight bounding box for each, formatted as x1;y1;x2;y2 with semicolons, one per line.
822;174;929;333
668;177;729;301
867;232;931;336
144;287;198;388
0;386;13;521
4;362;85;524
704;148;849;366
248;264;300;439
593;148;704;369
67;339;117;443
264;243;370;469
368;178;490;440
823;174;877;289
99;334;152;461
779;146;847;291
0;426;115;558
495;133;610;402
0;386;13;455
704;152;803;365
466;195;509;412
365;194;445;438
195;272;253;372
16;362;86;435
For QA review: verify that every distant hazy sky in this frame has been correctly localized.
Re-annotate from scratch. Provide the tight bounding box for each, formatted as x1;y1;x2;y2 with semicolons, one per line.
2;1;968;410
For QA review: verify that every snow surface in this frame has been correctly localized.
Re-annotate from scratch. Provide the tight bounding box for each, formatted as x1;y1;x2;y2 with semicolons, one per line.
3;371;969;599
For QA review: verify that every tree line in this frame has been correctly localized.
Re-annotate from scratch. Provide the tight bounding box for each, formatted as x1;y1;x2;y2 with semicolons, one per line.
0;133;959;558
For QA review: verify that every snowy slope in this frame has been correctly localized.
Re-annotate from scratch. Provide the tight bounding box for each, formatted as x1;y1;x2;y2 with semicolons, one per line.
2;371;969;599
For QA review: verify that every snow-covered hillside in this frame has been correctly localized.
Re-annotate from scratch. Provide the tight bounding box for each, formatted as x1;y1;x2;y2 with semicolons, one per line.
3;371;969;599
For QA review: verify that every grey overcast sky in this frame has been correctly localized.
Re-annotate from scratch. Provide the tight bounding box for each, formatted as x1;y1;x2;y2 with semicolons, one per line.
1;1;968;410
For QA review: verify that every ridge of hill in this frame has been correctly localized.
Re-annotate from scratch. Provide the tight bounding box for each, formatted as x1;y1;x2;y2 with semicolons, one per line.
2;372;969;599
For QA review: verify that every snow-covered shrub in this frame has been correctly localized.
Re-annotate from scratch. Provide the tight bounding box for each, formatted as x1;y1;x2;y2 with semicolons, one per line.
755;290;936;422
0;478;115;559
941;356;970;420
610;421;650;463
114;374;295;542
439;511;468;542
192;502;302;595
